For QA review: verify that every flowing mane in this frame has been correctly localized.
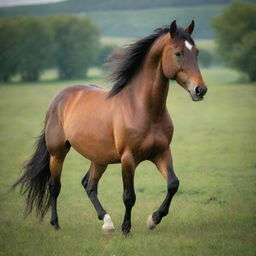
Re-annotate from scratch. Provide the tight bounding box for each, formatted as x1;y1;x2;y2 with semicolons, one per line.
108;26;195;97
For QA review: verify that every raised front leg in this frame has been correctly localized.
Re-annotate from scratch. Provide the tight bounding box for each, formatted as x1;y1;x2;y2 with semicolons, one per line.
81;162;115;233
147;149;179;229
121;153;137;235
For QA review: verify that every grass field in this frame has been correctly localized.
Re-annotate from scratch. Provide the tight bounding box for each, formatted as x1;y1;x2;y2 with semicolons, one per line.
0;68;255;256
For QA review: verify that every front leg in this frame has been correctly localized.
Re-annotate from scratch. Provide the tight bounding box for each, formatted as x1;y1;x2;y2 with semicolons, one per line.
121;152;137;235
147;149;179;229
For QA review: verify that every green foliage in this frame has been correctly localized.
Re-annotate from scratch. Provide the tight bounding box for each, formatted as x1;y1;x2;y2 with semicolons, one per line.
47;15;100;79
18;16;55;81
93;43;117;68
1;0;255;39
198;49;213;67
212;2;256;81
0;16;55;82
228;31;256;81
0;17;21;82
0;3;237;39
0;15;100;82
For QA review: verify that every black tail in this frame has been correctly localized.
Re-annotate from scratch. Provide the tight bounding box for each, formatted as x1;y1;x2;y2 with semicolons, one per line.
13;131;51;219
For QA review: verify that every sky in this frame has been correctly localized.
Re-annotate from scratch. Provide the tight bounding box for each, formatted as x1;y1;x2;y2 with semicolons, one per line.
0;0;65;7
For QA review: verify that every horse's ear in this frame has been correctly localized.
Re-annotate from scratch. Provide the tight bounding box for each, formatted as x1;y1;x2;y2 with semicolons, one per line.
185;20;195;35
170;20;177;38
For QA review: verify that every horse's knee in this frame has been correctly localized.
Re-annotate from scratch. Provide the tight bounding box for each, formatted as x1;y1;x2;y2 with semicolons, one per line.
167;177;179;194
85;185;96;197
81;172;89;189
123;191;136;208
83;178;97;197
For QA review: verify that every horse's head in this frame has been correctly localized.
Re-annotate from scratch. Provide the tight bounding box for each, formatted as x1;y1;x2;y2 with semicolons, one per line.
162;20;207;101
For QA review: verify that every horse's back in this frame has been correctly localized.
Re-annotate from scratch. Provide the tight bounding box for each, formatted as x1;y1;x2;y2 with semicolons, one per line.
46;84;108;127
51;84;107;103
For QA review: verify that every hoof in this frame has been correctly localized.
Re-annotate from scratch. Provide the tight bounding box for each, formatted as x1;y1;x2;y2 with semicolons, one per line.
121;222;131;236
51;221;61;230
102;214;115;233
122;230;130;237
147;215;156;230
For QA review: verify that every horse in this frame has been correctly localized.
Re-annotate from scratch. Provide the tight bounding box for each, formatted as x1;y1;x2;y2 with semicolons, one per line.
13;20;207;235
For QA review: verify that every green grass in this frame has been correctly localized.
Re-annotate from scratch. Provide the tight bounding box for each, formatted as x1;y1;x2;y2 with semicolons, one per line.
0;68;256;256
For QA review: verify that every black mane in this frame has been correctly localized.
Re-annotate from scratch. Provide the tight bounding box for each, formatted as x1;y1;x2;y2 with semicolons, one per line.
108;26;194;97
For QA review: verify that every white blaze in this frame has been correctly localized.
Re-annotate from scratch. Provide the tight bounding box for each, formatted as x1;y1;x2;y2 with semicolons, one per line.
185;40;193;51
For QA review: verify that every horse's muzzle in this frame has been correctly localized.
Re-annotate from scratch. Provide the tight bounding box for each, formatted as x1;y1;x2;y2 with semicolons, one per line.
190;85;207;101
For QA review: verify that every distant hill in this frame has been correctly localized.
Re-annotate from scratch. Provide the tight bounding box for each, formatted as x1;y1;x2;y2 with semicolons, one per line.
87;5;225;39
0;0;255;38
0;0;252;14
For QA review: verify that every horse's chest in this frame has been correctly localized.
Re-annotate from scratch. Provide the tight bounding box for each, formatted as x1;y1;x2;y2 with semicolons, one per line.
144;133;169;157
125;127;171;160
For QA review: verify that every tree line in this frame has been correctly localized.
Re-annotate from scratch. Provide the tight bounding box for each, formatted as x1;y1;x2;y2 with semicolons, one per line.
212;2;256;82
0;15;104;82
0;13;217;84
1;2;255;83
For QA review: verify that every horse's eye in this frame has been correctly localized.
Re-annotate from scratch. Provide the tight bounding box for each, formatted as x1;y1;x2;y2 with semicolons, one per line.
175;52;182;57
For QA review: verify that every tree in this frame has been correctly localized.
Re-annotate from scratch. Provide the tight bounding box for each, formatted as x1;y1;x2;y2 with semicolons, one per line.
212;2;256;81
17;16;55;82
48;15;100;79
93;43;117;68
198;49;212;68
0;17;21;82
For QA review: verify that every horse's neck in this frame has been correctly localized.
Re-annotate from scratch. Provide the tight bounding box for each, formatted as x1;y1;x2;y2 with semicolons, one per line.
126;56;169;120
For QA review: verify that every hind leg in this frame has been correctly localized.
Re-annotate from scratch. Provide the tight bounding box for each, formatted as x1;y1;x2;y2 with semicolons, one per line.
45;109;70;229
82;162;115;232
48;142;70;230
49;155;67;230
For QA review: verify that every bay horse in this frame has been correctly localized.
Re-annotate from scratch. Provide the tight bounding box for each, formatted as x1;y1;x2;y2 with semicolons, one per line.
13;20;207;235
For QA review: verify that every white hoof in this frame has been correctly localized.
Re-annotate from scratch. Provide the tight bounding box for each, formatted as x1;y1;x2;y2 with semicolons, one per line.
102;214;115;233
147;215;156;230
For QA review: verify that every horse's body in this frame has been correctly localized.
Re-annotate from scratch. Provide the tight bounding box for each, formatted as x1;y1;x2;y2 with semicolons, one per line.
47;82;172;165
14;20;207;235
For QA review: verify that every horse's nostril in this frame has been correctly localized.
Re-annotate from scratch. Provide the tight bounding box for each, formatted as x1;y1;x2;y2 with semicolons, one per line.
195;86;201;95
195;86;207;96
